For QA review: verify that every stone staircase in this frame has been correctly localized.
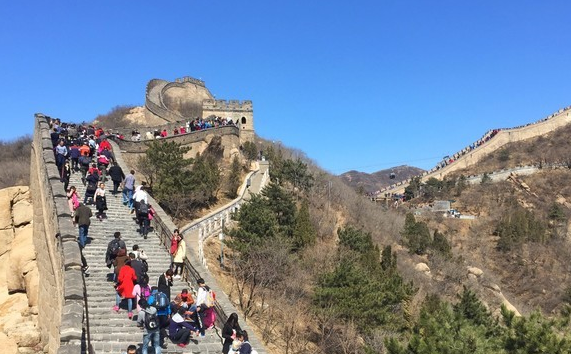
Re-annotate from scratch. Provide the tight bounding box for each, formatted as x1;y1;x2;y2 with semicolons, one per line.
70;168;224;353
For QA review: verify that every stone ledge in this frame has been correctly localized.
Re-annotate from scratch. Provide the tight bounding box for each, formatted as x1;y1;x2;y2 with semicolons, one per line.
63;270;84;300
57;343;82;354
55;197;71;217
62;241;82;269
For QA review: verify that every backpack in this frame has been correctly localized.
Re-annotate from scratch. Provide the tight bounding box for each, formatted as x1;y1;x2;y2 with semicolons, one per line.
139;201;149;214
140;285;152;300
152;292;169;309
79;155;91;167
144;306;159;330
141;259;149;274
109;239;123;257
205;287;216;308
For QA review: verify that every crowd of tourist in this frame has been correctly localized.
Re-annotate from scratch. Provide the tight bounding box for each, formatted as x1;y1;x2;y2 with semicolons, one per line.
118;115;238;142
46;116;256;354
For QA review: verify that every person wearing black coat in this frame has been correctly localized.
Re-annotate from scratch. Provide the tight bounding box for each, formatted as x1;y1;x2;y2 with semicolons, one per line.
157;269;173;300
129;253;146;282
222;313;241;354
108;162;125;195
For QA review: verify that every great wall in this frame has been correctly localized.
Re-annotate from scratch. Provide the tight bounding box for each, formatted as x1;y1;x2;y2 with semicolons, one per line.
376;105;571;197
28;77;269;353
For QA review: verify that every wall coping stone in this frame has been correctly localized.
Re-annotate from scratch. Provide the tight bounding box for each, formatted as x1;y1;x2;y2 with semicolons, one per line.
63;271;84;301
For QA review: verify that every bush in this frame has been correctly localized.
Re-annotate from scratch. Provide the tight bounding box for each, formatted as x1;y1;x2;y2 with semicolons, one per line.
0;135;32;188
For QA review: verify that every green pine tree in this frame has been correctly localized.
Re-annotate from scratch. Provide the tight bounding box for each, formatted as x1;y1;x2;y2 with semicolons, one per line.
293;200;316;250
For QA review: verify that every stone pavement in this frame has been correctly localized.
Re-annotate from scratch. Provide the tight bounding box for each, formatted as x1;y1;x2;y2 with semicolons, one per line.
70;168;225;354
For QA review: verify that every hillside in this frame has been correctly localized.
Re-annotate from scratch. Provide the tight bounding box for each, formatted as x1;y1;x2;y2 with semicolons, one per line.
99;106;571;353
340;165;425;193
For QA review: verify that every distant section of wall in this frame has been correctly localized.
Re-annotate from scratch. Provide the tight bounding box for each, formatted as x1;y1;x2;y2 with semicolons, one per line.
383;109;571;195
31;114;86;354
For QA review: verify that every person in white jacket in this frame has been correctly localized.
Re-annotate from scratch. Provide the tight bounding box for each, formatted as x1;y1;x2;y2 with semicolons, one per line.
173;234;186;279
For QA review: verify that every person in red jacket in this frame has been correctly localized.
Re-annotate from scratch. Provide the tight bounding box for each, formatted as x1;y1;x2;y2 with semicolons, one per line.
114;259;137;319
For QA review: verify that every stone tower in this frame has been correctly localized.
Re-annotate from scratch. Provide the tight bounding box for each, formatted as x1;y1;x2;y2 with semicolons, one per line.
202;99;254;144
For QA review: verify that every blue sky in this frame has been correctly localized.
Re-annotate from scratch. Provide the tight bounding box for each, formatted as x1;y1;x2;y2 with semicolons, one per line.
1;1;570;174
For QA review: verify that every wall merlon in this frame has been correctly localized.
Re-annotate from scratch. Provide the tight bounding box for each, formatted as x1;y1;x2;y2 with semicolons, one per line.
175;76;206;86
202;99;253;112
62;243;82;269
63;271;84;300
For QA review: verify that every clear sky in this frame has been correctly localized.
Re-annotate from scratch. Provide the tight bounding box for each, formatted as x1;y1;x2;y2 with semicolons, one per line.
1;1;570;174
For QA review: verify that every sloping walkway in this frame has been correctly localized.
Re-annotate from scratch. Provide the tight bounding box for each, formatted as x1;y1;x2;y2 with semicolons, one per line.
72;166;223;353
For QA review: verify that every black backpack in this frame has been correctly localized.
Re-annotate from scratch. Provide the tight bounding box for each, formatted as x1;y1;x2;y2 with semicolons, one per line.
139;201;149;215
109;239;124;257
79;155;91;167
144;306;159;330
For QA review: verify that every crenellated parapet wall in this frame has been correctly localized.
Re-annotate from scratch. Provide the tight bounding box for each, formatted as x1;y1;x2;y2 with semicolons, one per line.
174;76;206;86
202;99;253;112
113;125;240;153
145;79;185;124
31;114;87;354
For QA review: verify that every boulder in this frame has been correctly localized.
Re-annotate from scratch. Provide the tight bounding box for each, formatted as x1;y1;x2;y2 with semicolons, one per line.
4;322;41;348
501;298;521;317
23;268;38;308
12;200;32;228
467;266;484;277
0;192;13;230
6;225;36;294
0;229;14;257
0;332;18;354
415;263;430;273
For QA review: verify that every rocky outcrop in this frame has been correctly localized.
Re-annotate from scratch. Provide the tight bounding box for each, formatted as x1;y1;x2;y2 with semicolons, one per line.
0;186;40;353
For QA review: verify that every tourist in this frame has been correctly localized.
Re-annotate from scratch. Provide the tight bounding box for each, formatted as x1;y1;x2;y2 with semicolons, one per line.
69;141;80;172
114;258;137;319
236;331;252;354
60;160;71;192
137;299;162;354
121;344;137;354
55;139;68;170
132;185;148;216
106;232;127;271
74;203;92;248
169;307;199;348
123;170;135;210
67;186;80;219
157;269;173;300
196;278;216;335
173;234;186;279
147;287;171;349
129;252;145;284
83;170;99;205
94;182;107;220
108;162;125;196
222;313;241;354
132;274;151;313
